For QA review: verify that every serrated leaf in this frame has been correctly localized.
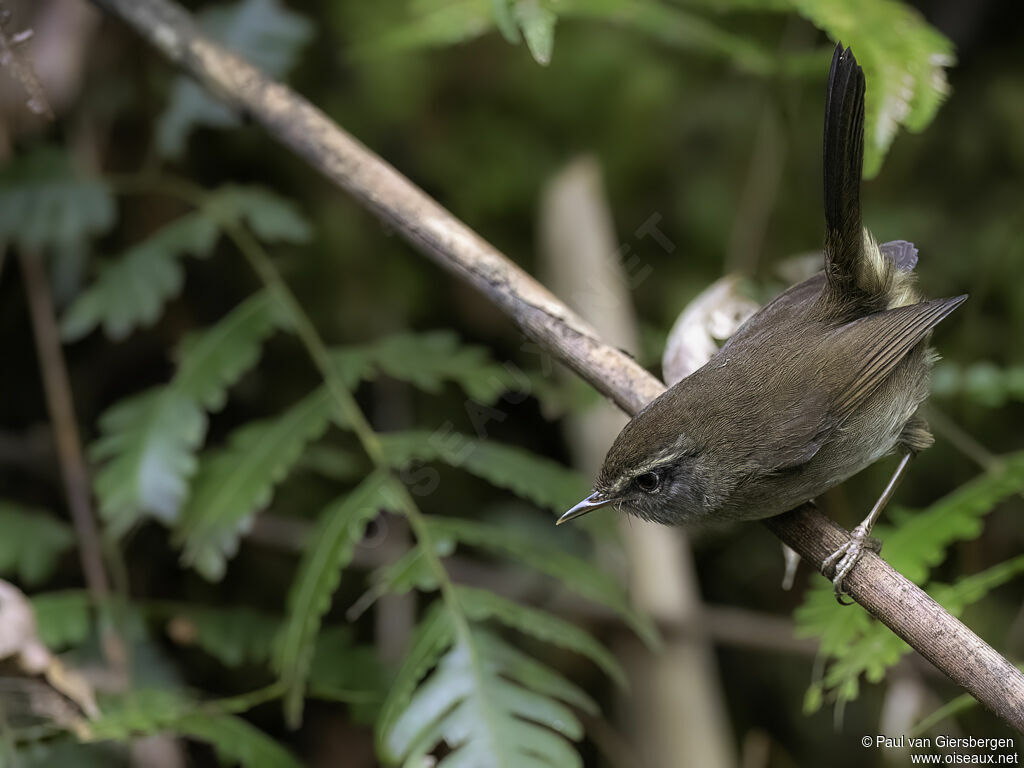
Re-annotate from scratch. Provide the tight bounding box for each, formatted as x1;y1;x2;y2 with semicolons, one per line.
90;293;286;533
274;473;399;727
614;0;954;173
879;452;1024;584
797;485;1024;714
381;624;588;768
175;710;303;768
91;388;205;535
785;0;954;177
31;591;91;649
332;331;517;404
157;0;313;157
476;631;597;716
174;291;287;409
491;0;520;42
379;430;590;514
88;689;302;768
514;0;556;65
425;516;659;647
456;586;625;687
373;0;780;75
368;0;494;53
0;147;115;251
177;388;334;581
61;212;219;342
203;185;313;244
376;601;455;754
817;555;1024;708
348;536;455;620
797;452;1024;654
0;502;74;586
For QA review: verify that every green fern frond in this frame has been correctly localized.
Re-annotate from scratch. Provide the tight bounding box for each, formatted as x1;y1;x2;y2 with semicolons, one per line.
388;631;584;768
274;473;400;728
348;538;455;620
62;185;308;343
90;292;287;534
332;331;519;404
157;0;313;158
31;591;91;650
377;598;600;767
784;0;954;177
475;629;598;715
797;452;1024;713
173;710;303;768
61;213;219;342
153;604;386;714
91;388;206;535
204;185;313;245
60;213;216;341
379;430;590;514
456;586;625;687
174;291;289;408
373;0;779;71
177;388;335;581
0;147;115;251
0;502;74;586
878;451;1024;583
377;0;951;175
374;598;598;768
375;601;454;750
797;452;1024;651
805;555;1024;713
87;689;302;768
425;516;659;647
671;0;954;176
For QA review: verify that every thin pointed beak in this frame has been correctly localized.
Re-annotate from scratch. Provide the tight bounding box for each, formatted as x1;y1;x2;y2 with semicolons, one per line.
557;492;615;525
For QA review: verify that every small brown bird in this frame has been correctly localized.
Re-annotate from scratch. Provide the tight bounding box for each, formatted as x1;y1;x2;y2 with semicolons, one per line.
558;44;966;601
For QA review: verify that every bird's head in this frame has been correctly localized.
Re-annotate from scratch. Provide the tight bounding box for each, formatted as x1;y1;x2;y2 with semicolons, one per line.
558;394;711;527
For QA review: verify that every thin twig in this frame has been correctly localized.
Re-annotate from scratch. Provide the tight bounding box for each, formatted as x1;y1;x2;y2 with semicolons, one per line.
18;249;128;677
86;0;1024;731
18;249;109;598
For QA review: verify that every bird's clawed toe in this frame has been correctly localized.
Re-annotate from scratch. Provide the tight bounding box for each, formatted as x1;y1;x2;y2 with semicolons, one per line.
822;525;882;605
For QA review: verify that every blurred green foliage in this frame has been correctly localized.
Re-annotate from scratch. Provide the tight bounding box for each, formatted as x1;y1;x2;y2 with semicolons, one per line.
1;0;1023;765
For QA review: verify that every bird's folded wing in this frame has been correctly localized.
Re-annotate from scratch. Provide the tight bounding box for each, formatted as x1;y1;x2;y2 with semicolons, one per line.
829;294;967;426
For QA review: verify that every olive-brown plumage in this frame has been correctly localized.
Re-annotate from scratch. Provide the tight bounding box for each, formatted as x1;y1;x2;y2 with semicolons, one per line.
561;45;965;593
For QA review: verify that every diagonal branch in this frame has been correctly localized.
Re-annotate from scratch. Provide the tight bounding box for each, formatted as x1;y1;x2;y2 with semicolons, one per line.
88;0;1024;731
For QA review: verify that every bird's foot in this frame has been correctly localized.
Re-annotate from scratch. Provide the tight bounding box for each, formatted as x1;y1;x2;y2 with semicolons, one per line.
822;524;882;605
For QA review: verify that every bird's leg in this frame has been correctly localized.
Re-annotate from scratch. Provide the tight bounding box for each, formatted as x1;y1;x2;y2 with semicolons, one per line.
822;453;913;604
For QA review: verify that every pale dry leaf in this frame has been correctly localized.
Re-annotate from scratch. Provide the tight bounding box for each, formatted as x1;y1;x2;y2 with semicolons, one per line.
0;579;99;722
662;275;759;386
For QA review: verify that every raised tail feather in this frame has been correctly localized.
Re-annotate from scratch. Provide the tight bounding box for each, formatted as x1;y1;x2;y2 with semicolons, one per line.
823;43;867;296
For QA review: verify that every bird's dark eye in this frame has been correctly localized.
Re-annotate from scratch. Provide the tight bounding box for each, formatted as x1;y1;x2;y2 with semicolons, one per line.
635;471;660;493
